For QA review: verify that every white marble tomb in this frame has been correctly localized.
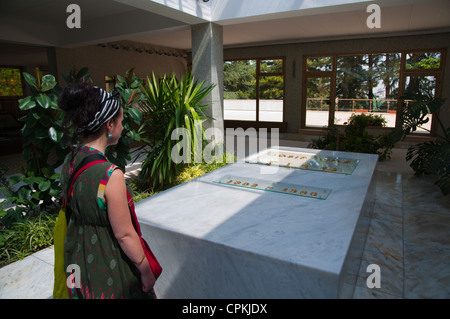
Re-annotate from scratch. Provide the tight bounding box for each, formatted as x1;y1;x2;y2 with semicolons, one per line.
135;147;378;298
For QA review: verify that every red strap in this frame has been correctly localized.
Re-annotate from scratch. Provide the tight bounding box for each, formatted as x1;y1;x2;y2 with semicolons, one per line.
67;160;107;201
127;189;162;279
126;189;141;236
66;157;162;278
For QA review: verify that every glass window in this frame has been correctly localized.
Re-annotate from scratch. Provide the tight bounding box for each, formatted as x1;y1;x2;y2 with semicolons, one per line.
405;75;436;97
259;76;283;122
335;53;400;127
0;67;23;97
224;58;284;123
303;50;443;134
404;75;437;133
223;60;257;121
260;59;283;74
307;57;333;72
306;77;331;127
406;52;441;70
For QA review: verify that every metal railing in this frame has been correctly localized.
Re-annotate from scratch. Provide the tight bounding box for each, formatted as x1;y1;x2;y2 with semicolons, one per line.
306;97;411;112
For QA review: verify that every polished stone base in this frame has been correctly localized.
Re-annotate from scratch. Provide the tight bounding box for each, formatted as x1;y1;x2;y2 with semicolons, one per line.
135;147;379;298
0;246;54;299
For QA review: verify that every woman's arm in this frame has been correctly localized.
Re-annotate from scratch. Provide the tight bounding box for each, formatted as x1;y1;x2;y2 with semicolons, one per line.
105;168;156;292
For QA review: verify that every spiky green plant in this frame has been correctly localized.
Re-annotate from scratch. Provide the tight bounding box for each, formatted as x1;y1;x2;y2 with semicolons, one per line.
137;72;215;189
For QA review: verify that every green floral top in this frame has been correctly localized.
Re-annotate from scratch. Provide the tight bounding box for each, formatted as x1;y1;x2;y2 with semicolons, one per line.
60;145;155;299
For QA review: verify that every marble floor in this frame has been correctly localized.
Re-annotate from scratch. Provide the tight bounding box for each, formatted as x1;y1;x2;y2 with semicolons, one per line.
0;142;449;299
352;169;450;298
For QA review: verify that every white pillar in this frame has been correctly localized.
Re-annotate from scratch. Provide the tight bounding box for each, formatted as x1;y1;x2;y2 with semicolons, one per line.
191;22;224;146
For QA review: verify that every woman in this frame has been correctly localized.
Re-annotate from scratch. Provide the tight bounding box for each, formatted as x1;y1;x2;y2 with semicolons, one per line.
59;83;156;299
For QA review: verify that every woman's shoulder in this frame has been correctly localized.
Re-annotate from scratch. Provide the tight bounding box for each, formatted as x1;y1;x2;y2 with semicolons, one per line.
62;146;120;181
86;157;120;180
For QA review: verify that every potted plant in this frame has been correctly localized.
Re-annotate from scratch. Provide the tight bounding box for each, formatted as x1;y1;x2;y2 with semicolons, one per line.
308;112;394;161
397;93;449;195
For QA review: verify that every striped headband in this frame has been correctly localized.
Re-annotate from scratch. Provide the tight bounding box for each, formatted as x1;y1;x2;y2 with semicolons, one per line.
81;88;122;134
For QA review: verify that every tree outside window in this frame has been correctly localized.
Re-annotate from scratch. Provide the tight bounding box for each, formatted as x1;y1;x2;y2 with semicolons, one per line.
224;58;284;123
303;50;443;134
0;67;24;97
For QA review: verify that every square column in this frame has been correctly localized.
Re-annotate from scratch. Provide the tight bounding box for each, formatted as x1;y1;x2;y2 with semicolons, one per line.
191;22;224;146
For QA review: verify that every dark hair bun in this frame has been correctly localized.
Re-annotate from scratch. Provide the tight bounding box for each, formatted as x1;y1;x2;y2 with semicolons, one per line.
59;83;101;133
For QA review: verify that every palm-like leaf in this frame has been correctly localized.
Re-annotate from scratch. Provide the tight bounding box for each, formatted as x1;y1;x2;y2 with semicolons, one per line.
400;93;444;137
137;72;215;188
400;93;449;195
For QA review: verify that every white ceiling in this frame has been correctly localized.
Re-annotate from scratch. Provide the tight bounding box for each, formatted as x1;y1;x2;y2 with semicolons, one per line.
131;0;450;49
1;0;449;50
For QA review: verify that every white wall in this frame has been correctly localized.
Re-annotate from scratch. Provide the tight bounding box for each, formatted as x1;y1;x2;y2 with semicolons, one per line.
55;40;188;87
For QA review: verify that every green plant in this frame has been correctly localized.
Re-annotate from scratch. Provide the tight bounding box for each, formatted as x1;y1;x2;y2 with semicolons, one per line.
137;72;215;189
128;179;159;203
19;68;67;176
0;166;12;197
309;113;394;160
61;66;92;85
344;113;387;134
3;69;68;223
0;214;56;267
397;93;449;195
105;68;145;170
127;152;234;204
342;113;393;159
167;152;235;189
1;67;97;237
175;164;206;185
200;152;236;172
3;171;61;223
308;126;343;151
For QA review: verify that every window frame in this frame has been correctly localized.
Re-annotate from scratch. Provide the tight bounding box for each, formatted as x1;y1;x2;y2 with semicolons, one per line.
302;55;336;129
224;57;286;130
302;49;446;135
398;49;446;134
0;65;25;99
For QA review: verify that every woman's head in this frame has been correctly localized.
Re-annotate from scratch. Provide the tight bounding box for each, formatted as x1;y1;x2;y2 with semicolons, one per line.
59;83;123;144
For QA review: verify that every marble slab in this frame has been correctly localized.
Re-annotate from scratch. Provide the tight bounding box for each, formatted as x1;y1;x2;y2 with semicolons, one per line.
0;246;54;299
135;147;378;298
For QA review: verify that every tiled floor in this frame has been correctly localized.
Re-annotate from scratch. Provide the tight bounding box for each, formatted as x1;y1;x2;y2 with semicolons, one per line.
1;141;449;299
353;170;450;298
